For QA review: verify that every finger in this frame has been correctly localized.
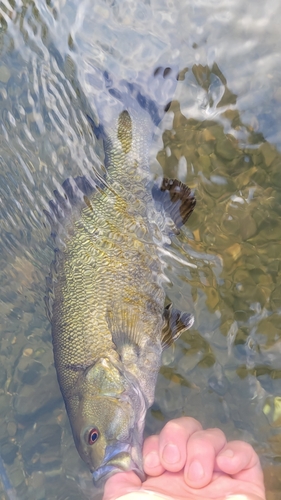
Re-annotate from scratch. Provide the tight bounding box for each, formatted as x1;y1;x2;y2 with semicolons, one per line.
184;428;227;488
143;435;165;476
216;441;265;492
102;471;141;500
218;495;265;500
158;417;203;472
143;417;202;475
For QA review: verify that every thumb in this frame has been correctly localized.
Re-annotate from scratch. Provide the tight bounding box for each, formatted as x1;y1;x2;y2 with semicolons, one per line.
103;471;142;500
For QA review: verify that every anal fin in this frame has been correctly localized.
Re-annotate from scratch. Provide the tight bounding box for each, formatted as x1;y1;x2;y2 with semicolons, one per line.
161;303;194;349
152;178;196;232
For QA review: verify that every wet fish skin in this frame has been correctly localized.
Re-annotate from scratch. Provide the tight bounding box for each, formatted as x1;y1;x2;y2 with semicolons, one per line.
46;67;195;486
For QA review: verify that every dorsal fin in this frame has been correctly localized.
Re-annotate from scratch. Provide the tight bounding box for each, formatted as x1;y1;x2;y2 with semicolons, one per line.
152;178;196;233
44;175;99;321
43;175;98;245
161;303;194;349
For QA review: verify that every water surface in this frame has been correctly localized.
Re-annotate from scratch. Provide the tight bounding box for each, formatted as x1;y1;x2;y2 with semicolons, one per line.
0;0;281;498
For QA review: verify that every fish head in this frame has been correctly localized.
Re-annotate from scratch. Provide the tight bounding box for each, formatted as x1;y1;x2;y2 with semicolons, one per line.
68;358;147;486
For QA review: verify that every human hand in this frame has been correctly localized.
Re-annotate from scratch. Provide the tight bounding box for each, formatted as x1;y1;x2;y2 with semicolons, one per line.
103;417;265;500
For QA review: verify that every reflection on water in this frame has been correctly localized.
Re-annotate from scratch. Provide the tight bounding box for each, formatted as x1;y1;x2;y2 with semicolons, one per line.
0;0;281;499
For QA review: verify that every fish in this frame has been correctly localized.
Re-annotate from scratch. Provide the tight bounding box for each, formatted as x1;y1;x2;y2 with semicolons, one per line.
44;66;196;487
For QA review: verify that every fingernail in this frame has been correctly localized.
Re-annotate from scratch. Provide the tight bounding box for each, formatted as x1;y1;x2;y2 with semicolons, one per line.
219;449;234;458
144;451;160;468
187;460;204;481
162;444;181;464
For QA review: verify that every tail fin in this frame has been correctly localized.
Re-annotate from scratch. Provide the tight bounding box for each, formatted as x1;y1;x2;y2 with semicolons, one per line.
82;65;179;137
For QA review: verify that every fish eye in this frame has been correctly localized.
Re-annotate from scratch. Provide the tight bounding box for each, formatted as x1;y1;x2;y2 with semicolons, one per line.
88;428;99;445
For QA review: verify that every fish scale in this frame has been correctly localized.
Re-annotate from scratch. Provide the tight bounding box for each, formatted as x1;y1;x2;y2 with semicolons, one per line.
45;66;196;486
52;184;165;377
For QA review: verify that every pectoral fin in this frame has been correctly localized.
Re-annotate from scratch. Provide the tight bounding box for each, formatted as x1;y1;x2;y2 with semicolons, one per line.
161;303;194;349
152;178;196;233
106;307;142;350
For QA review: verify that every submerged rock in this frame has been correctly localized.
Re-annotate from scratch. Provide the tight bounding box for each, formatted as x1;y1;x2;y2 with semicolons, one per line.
21;423;62;473
14;371;62;422
0;65;11;83
16;358;46;385
1;441;18;465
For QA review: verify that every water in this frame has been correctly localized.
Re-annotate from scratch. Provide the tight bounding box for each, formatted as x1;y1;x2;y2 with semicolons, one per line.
0;0;281;498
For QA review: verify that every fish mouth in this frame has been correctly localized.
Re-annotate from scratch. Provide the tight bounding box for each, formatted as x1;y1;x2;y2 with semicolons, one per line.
92;443;146;487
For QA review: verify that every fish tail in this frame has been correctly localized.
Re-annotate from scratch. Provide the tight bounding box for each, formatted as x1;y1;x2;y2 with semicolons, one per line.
84;65;180;139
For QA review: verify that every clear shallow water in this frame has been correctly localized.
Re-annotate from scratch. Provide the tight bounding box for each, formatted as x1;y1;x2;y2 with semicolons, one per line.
0;0;281;498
